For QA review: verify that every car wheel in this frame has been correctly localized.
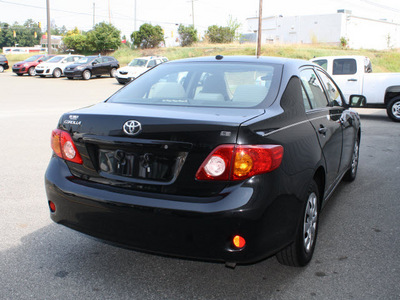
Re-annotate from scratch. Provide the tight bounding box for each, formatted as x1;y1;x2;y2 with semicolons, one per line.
276;180;319;267
343;138;360;182
28;67;35;76
40;75;46;78
110;68;117;78
53;68;62;78
387;97;400;122
0;65;4;72
117;79;125;84
17;73;23;76
82;70;91;80
67;77;73;80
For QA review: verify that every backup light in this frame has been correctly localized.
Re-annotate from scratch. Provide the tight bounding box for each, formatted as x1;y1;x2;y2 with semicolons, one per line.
204;156;226;177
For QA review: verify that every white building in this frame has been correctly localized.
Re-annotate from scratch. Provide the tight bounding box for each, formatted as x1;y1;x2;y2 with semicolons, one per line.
246;10;400;50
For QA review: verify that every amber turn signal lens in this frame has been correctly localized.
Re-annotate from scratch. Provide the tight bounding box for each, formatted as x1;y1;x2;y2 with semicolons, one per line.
233;151;253;178
233;235;246;249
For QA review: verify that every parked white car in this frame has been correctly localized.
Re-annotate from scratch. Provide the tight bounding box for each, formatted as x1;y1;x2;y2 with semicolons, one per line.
35;55;84;78
115;56;168;84
311;55;400;122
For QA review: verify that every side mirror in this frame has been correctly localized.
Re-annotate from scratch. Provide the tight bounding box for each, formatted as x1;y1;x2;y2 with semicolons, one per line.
38;60;43;63
92;62;98;66
349;95;367;107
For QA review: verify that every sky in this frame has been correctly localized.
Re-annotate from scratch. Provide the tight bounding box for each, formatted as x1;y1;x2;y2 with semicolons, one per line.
1;0;400;39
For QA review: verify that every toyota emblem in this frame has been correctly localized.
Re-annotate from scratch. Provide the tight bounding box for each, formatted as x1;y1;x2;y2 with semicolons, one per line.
123;120;142;136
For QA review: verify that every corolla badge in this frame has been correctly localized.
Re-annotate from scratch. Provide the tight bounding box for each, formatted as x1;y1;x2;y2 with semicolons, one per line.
123;120;142;136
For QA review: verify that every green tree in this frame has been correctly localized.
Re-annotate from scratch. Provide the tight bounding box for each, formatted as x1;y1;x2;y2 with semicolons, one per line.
131;23;164;49
0;19;41;48
227;15;241;41
178;24;198;47
87;22;121;53
63;32;89;53
206;25;234;43
0;23;14;48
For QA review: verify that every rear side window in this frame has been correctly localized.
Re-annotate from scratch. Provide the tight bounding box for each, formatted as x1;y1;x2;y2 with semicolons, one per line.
300;69;328;109
313;59;327;71
333;59;357;75
108;62;283;108
147;60;157;68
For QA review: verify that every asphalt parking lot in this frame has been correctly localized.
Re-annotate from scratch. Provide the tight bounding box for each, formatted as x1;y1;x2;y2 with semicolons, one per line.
0;71;399;300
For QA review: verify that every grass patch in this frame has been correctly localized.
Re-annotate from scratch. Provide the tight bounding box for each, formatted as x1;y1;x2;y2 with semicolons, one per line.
3;44;400;72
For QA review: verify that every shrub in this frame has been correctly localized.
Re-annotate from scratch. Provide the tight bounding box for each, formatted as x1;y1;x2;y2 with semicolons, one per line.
178;24;198;47
131;23;165;49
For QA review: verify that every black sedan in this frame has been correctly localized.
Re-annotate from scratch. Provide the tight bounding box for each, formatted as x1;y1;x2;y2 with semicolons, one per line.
45;56;361;267
0;54;9;72
64;56;119;80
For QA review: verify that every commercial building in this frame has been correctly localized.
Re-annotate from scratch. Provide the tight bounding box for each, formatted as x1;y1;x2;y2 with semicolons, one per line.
245;10;400;50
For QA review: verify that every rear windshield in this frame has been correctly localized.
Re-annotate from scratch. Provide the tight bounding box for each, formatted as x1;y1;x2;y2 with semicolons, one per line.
108;61;282;108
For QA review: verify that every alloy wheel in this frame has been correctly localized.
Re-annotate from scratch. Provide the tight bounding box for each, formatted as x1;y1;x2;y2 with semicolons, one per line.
391;101;400;119
303;192;318;253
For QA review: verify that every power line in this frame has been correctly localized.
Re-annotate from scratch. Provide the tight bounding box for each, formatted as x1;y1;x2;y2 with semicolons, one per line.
360;0;400;14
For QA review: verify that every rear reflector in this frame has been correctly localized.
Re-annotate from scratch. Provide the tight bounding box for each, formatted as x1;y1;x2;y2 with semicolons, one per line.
196;144;283;181
51;129;83;164
233;235;246;249
49;201;56;212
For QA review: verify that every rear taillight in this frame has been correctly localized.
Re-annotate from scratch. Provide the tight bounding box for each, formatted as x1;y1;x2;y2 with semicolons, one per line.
196;144;283;181
51;129;83;164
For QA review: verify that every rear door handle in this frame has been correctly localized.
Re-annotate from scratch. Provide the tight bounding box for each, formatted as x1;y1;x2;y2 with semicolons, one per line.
318;126;327;135
348;78;358;82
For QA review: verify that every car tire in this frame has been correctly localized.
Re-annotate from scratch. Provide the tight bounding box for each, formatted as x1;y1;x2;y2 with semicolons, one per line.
67;77;73;80
40;75;46;78
28;67;35;76
386;97;400;122
343;138;360;182
0;65;4;72
53;68;62;78
276;180;320;267
117;79;125;84
110;68;117;78
82;70;91;80
17;73;23;76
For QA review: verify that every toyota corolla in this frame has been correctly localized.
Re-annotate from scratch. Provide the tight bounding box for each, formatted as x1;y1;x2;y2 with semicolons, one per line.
45;56;361;267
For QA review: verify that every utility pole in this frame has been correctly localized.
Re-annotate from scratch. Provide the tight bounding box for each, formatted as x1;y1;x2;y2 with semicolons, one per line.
93;2;95;27
257;0;263;57
134;0;137;31
191;0;195;28
108;0;111;24
46;0;52;54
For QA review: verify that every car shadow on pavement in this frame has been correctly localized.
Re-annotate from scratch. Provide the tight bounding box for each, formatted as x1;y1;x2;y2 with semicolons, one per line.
0;223;308;299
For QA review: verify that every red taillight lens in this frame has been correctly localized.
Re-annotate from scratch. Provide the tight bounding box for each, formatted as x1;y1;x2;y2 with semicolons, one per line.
196;144;283;181
51;129;83;164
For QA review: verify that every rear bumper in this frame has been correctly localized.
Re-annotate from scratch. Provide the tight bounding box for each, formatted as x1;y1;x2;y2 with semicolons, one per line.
45;156;302;264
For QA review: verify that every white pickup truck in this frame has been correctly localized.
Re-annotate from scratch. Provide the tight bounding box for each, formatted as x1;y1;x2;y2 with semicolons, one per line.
311;56;400;122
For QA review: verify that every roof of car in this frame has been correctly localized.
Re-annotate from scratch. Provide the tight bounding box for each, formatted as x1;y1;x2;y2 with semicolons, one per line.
168;55;308;67
136;56;167;60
